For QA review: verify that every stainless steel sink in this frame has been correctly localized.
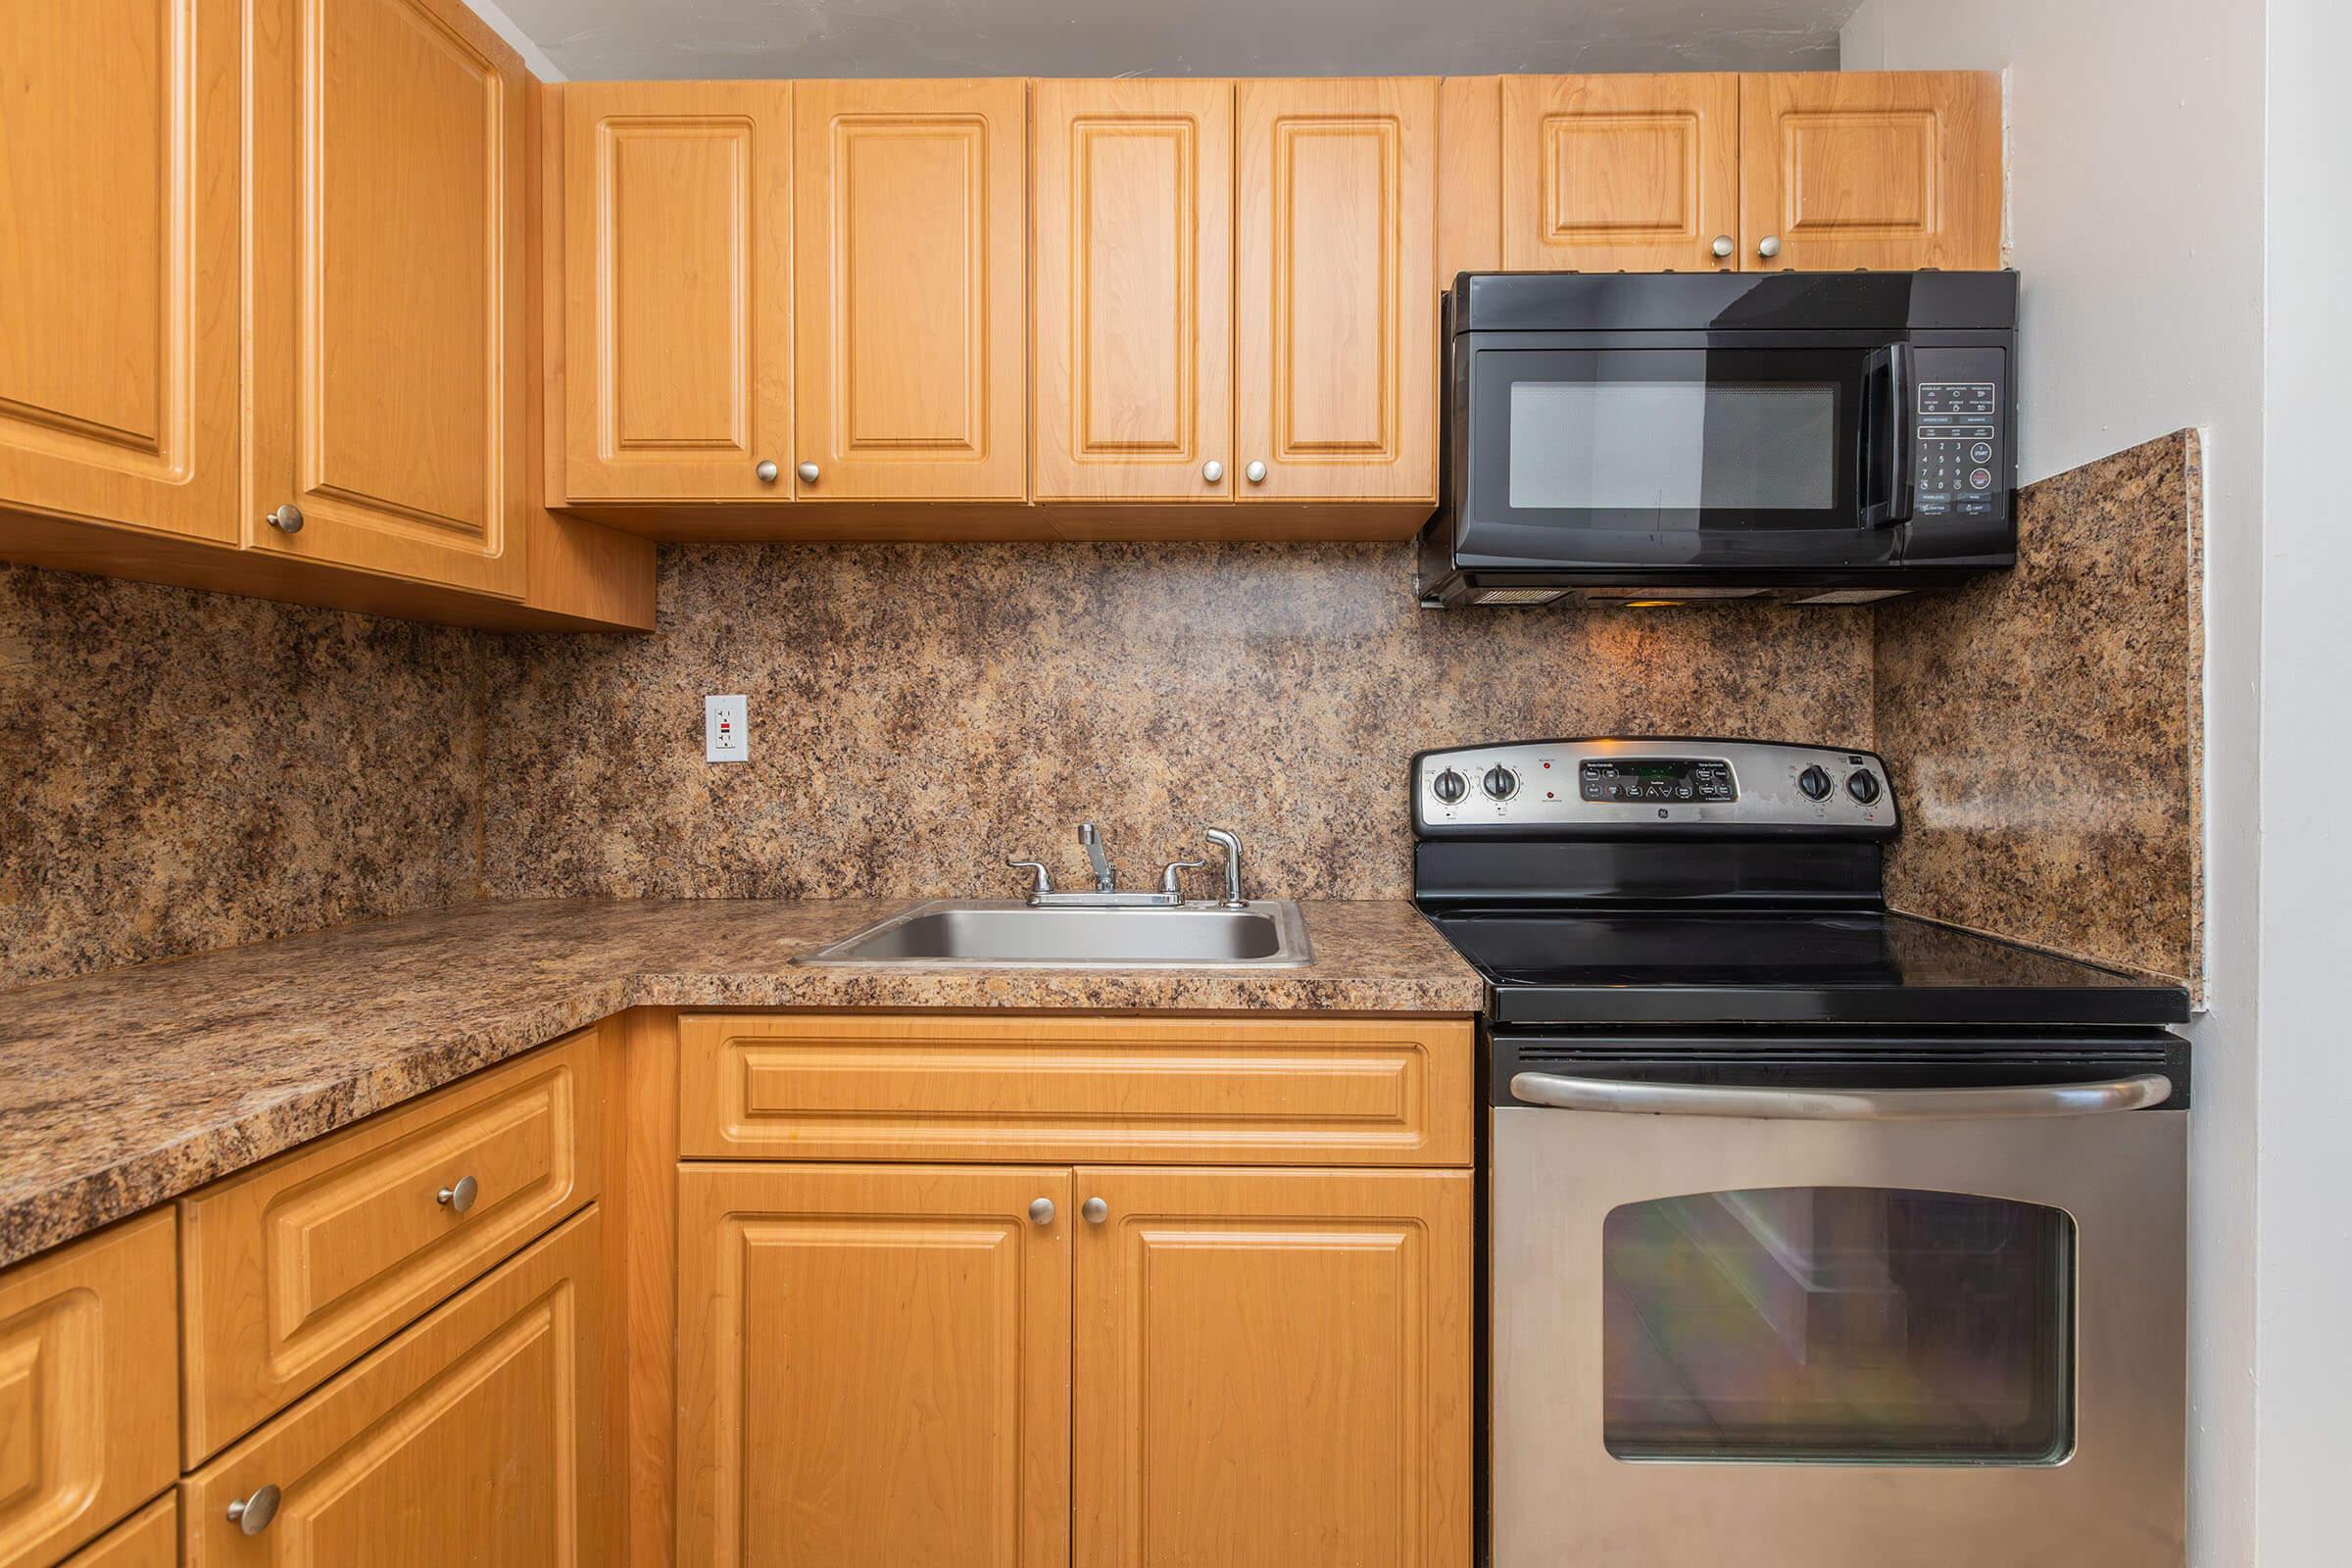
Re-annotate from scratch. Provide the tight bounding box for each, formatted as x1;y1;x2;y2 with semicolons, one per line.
795;899;1313;968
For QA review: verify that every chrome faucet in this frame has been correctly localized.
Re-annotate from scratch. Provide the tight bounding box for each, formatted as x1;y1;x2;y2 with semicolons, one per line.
1203;827;1246;907
1078;821;1115;893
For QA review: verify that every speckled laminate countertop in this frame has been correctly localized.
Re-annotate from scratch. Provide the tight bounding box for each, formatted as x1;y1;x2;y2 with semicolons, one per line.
0;897;1480;1270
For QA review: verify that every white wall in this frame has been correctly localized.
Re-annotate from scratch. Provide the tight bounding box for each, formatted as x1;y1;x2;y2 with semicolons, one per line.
1844;3;2267;1561
2253;0;2352;1558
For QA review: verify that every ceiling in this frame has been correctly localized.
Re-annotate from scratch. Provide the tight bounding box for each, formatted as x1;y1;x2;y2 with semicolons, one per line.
488;0;1859;82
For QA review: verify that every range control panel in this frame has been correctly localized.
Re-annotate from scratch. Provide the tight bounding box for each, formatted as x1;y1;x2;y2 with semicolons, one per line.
1414;739;1897;837
1912;347;2009;521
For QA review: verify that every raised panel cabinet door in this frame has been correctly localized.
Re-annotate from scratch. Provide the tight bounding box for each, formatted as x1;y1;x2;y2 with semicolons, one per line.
0;0;239;543
182;1209;606;1568
793;78;1027;501
62;1494;177;1568
1033;78;1234;502
676;1164;1071;1568
246;0;528;594
1740;71;2003;270
1073;1168;1473;1568
1500;74;1740;272
563;80;793;503
0;1212;178;1568
1235;77;1438;504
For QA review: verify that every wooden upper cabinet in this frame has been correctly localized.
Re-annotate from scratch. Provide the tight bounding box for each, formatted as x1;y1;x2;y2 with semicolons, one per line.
793;78;1026;502
563;81;793;504
0;0;239;544
677;1164;1070;1568
1236;77;1438;504
1501;74;1740;272
246;0;528;595
0;1212;178;1567
182;1210;605;1568
1032;78;1234;503
1740;71;2003;270
1073;1167;1473;1568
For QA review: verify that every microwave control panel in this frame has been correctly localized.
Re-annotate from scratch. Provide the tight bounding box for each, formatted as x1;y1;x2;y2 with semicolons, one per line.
1912;347;2008;520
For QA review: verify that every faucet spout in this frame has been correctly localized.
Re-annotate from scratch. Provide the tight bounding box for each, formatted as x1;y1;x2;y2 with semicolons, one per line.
1203;827;1246;908
1078;821;1115;893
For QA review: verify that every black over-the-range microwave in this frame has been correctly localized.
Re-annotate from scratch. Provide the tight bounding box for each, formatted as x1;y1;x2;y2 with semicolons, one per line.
1416;270;2019;609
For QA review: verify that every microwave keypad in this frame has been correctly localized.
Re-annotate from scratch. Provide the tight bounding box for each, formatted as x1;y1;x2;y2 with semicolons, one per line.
1916;381;1999;517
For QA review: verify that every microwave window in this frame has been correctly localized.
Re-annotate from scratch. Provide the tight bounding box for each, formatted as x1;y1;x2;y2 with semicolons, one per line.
1508;381;1838;513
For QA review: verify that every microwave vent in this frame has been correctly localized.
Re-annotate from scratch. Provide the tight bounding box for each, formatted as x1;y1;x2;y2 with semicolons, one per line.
1789;588;1911;605
1467;588;1571;607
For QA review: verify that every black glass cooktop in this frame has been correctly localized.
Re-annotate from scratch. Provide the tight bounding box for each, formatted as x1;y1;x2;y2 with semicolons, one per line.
1427;909;2189;1027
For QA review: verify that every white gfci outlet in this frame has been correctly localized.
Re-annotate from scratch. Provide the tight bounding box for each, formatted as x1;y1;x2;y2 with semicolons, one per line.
705;694;749;762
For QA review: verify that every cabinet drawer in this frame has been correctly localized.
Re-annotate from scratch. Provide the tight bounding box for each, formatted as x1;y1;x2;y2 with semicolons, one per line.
180;1031;602;1462
680;1013;1474;1166
60;1494;175;1568
0;1212;177;1568
182;1208;604;1568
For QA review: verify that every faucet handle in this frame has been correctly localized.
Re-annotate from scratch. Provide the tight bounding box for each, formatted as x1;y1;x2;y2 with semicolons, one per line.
1004;858;1054;899
1158;858;1207;898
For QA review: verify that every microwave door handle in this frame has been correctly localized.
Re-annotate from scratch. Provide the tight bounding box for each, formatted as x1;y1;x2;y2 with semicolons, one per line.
1508;1071;2174;1120
1861;341;1916;527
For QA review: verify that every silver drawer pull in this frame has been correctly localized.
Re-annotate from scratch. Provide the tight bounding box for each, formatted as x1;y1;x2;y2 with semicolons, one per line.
1028;1197;1055;1226
1082;1197;1108;1225
264;504;304;534
227;1484;281;1536
435;1174;479;1213
1509;1071;2175;1121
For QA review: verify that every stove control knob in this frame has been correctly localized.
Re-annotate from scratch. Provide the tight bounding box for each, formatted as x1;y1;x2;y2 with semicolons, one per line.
1483;765;1518;801
1796;765;1833;802
1432;768;1467;805
1846;769;1883;805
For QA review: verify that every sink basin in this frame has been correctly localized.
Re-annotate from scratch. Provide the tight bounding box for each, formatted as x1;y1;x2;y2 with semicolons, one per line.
796;899;1313;968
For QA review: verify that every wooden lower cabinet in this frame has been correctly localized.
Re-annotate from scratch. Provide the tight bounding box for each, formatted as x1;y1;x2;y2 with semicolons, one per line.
181;1208;606;1567
1074;1168;1472;1568
675;1164;1072;1568
675;1159;1470;1568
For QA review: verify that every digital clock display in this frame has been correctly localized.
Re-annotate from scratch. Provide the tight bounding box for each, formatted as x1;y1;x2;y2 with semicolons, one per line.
1579;758;1737;805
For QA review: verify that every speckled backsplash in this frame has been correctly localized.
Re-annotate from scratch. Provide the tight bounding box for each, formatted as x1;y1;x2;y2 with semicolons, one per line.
476;543;1875;903
0;565;485;990
1876;430;2204;995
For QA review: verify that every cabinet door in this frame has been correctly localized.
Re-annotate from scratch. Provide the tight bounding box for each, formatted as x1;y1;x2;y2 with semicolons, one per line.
793;79;1026;502
1032;78;1233;503
181;1209;605;1567
0;0;239;543
246;0;528;595
563;81;793;503
0;1212;178;1568
1235;78;1437;503
677;1164;1070;1568
1074;1168;1473;1568
1740;71;2002;270
1501;74;1740;272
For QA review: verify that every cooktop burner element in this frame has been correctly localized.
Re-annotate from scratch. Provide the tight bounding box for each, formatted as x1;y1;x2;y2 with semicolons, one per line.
1411;738;2187;1028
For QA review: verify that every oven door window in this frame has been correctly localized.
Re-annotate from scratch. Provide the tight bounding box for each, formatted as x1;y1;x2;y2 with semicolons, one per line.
1472;349;1866;531
1601;1186;2075;1463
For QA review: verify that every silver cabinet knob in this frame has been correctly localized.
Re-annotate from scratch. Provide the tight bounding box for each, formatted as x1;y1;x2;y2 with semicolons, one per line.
1757;235;1783;260
1244;461;1266;484
796;462;820;484
264;504;304;534
1028;1197;1056;1226
755;460;779;484
1710;234;1735;259
435;1174;478;1214
1082;1197;1107;1225
227;1484;281;1536
1201;460;1224;483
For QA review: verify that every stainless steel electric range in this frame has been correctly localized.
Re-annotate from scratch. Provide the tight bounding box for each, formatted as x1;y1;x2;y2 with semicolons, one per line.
1413;738;2190;1568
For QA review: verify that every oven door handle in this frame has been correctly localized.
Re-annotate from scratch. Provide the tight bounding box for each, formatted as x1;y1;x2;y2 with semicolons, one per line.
1507;1071;2175;1120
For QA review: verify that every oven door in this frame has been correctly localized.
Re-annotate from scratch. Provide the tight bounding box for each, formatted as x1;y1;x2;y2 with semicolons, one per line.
1453;338;1911;569
1490;1067;2185;1568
